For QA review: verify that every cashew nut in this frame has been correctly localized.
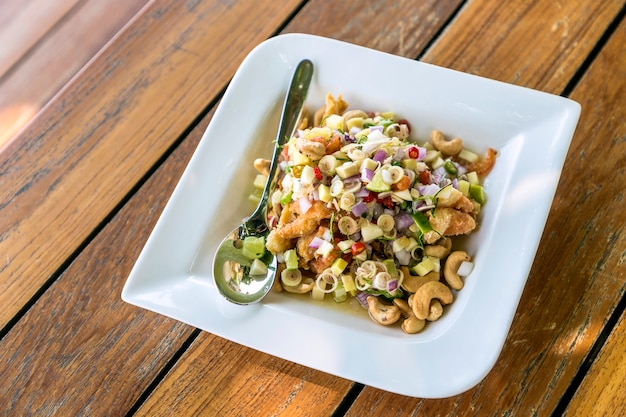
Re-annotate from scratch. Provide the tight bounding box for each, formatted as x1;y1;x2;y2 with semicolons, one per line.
426;300;443;321
411;281;453;320
393;298;426;334
298;139;326;160
424;238;452;259
282;277;315;294
443;251;471;290
342;109;369;121
253;158;270;176
367;296;401;326
399;266;439;293
429;130;463;156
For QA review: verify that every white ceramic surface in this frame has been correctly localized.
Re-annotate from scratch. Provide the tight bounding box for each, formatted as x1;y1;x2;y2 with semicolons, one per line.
122;33;581;398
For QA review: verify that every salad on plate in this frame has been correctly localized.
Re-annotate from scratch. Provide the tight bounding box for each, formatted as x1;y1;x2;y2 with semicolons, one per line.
243;93;496;334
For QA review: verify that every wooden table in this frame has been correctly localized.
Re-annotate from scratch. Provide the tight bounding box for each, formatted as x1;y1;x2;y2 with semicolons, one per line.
1;0;624;415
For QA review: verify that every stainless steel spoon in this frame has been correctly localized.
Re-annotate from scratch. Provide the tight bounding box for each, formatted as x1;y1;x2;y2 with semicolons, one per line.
212;59;314;304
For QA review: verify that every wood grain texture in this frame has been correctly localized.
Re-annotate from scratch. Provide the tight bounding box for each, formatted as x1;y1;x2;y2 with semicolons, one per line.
0;0;151;147
283;0;464;58
345;2;626;416
0;0;82;77
135;332;354;417
560;18;626;417
0;101;210;417
0;0;303;330
422;0;623;94
565;312;626;417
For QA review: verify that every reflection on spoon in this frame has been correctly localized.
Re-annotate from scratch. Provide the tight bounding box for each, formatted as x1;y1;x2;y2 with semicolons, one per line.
212;59;314;305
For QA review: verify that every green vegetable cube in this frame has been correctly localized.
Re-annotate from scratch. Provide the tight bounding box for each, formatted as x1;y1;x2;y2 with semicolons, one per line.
341;274;357;296
241;236;266;260
470;184;486;205
249;258;268;276
331;257;348;276
284;249;299;270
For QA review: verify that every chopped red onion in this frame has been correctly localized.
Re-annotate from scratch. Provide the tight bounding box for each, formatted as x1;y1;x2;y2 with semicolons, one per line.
351;201;368;217
373;149;387;163
299;196;312;214
344;174;361;183
369;125;384;133
394;212;414;230
355;291;370;308
433;166;446;178
355;186;371;198
361;168;374;182
309;236;325;249
418;184;440;196
387;279;398;292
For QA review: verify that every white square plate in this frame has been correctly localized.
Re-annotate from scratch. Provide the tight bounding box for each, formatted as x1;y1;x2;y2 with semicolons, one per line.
122;33;580;398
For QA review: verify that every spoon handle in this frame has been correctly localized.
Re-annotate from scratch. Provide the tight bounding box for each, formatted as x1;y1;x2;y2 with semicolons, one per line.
248;60;314;227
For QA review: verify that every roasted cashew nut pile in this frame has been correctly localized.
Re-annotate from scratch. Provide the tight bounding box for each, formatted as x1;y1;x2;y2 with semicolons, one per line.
365;248;472;334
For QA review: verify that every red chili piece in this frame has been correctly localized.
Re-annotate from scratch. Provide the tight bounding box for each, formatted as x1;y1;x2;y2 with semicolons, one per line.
351;241;366;256
362;191;375;203
407;146;419;159
313;166;323;181
377;196;394;209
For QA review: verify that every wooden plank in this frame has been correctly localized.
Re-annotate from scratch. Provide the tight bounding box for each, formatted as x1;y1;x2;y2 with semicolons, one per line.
282;0;464;58
0;0;303;329
0;112;207;417
562;18;626;417
422;0;623;93
345;1;626;415
0;0;151;147
0;0;83;78
564;311;626;417
135;332;354;416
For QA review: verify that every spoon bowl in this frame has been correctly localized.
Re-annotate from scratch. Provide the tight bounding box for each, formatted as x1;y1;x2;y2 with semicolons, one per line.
212;59;314;304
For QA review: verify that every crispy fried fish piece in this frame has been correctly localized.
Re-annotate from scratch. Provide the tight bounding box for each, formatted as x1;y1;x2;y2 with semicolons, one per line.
424;207;476;244
436;186;476;214
314;93;349;126
266;201;332;254
266;230;293;254
277;200;332;239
